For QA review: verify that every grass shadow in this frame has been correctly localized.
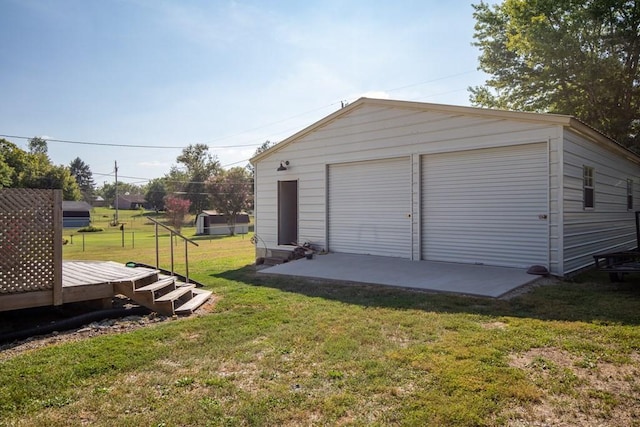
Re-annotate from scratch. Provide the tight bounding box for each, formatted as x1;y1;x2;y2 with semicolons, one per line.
213;264;640;326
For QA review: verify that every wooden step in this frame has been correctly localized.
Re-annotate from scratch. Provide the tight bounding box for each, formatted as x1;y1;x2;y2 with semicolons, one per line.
136;277;176;298
153;284;196;315
130;270;161;289
174;289;212;315
155;284;195;303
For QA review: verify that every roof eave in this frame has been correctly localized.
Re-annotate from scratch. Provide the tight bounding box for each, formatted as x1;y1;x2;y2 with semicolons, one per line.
250;97;640;164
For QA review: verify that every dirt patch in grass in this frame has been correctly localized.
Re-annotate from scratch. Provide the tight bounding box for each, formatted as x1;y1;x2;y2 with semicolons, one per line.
498;276;562;300
481;321;508;330
501;348;640;426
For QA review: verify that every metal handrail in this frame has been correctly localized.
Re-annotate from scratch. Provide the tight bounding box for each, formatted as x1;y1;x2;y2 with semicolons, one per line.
146;217;199;283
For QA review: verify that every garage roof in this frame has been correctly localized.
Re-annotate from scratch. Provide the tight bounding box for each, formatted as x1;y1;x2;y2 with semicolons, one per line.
251;97;640;165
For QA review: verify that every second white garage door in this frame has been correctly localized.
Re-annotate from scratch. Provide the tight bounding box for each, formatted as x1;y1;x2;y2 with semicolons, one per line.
328;157;411;258
422;143;549;268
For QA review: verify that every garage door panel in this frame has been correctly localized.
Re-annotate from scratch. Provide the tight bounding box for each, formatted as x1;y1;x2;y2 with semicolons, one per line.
329;157;410;258
422;143;548;268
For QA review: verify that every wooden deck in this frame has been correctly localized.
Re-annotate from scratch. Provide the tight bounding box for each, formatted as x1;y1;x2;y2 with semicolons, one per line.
1;261;211;315
61;261;158;304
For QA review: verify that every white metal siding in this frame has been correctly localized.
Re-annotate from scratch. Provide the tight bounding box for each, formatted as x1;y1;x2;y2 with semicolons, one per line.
422;143;549;268
562;130;640;274
329;157;411;258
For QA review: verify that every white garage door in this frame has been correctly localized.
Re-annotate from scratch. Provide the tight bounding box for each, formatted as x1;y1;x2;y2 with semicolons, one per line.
329;157;411;258
422;143;548;268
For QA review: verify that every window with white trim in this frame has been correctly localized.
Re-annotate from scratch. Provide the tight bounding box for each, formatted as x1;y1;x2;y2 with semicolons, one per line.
627;179;633;210
583;166;594;209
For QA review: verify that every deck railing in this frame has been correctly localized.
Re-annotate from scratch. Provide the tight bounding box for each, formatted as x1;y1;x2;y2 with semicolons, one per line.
0;189;63;311
146;217;199;283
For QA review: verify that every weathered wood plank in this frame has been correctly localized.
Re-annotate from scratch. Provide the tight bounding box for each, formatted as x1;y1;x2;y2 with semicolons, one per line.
0;290;53;311
53;190;63;306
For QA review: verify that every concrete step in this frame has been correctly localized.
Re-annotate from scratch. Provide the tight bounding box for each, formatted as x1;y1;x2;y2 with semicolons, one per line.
264;256;289;266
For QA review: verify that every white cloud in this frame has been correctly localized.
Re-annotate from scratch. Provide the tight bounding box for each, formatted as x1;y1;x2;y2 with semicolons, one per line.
138;160;172;168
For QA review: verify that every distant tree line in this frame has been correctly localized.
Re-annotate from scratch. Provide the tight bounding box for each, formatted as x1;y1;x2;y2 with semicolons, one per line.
0;136;272;235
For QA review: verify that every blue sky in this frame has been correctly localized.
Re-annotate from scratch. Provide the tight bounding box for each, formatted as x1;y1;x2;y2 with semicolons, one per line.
0;0;496;186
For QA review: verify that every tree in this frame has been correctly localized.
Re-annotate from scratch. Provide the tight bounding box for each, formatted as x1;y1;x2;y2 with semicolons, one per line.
0;138;81;200
207;167;252;236
0;139;25;186
145;178;167;211
471;0;640;150
175;144;221;214
39;165;82;201
164;196;191;232
28;137;48;155
69;157;95;202
0;152;13;188
246;140;274;175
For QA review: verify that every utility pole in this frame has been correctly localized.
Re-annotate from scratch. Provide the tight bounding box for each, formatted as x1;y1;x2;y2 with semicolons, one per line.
114;161;119;225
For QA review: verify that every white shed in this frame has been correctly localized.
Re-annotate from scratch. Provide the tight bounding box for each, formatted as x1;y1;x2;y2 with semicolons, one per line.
195;210;250;235
251;98;640;277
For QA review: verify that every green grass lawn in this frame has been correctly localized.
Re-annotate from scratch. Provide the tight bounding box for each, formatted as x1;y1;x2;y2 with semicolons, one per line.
1;207;639;426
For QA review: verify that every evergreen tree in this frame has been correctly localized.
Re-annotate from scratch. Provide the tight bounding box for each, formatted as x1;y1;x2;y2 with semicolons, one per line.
69;157;96;202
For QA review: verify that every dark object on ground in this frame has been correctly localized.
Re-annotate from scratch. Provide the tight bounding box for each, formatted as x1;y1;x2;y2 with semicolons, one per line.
527;265;549;276
593;211;640;282
0;306;150;345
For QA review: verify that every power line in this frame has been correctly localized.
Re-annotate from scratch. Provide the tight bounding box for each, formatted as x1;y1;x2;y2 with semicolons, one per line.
2;71;480;187
0;134;261;150
1;70;478;152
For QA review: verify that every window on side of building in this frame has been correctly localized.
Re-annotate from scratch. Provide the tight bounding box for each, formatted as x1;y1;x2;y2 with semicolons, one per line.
583;166;595;209
627;178;633;210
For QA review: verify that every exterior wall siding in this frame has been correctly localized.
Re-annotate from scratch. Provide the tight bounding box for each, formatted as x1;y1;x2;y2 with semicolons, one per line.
562;130;640;274
254;104;562;264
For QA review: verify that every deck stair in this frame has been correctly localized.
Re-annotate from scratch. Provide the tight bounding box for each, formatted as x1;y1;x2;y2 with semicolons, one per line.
114;268;211;316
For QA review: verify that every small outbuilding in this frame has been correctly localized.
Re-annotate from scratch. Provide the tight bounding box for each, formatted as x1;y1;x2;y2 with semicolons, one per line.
62;201;92;228
114;194;149;210
196;210;250;235
251;97;640;277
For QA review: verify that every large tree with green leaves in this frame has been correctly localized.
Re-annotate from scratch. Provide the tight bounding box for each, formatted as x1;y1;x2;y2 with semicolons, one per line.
145;178;167;211
471;0;640;149
207;167;252;236
173;144;221;214
0;138;81;200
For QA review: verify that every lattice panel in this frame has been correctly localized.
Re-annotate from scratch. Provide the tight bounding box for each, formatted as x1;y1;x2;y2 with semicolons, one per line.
0;189;57;294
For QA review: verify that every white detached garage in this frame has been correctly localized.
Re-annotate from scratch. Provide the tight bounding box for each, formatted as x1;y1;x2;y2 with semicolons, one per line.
251;98;640;277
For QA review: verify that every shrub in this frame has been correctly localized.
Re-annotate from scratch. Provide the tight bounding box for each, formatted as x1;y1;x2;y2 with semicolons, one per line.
77;226;103;233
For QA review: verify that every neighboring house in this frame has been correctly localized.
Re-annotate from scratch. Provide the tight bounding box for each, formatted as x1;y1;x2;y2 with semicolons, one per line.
114;194;149;210
195;210;250;235
62;201;92;228
251;97;640;277
91;195;106;208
